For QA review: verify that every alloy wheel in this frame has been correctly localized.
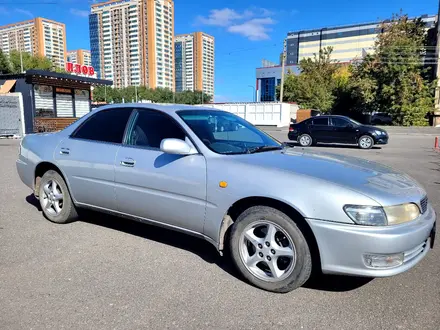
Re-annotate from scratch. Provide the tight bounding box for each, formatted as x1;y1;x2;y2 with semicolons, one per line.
41;179;64;216
299;135;311;146
359;137;372;149
239;221;296;282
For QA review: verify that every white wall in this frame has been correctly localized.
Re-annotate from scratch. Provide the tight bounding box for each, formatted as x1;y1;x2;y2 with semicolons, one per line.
200;102;294;127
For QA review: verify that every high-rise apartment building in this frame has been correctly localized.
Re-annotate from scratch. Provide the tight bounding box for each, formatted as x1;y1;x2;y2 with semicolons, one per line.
89;0;174;89
67;49;92;66
175;32;214;96
0;18;67;69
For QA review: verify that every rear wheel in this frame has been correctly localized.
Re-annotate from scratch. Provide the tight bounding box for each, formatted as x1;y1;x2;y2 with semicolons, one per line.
358;135;374;149
298;134;313;147
38;170;78;224
229;206;312;293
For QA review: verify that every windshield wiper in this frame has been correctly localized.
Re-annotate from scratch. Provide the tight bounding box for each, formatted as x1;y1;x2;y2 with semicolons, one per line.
246;145;284;154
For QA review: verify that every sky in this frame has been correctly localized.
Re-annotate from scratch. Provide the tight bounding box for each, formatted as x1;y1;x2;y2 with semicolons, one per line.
0;0;438;102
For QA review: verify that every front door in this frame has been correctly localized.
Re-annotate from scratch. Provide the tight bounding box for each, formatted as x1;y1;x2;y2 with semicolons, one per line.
330;117;358;143
54;108;133;210
114;109;207;234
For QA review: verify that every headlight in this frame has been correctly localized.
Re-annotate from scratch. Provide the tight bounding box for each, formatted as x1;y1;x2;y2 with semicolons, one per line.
374;130;383;135
384;203;420;225
344;203;420;226
344;205;387;226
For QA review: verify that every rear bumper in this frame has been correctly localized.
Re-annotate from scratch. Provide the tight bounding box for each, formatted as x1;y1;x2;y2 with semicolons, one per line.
288;132;299;141
306;204;436;277
16;157;33;190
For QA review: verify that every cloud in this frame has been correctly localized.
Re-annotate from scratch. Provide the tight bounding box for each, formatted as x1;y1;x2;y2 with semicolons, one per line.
70;8;89;18
228;18;276;41
197;7;276;40
196;8;244;27
15;8;33;18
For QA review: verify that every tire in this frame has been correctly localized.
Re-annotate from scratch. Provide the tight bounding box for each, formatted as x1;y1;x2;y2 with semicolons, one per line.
229;206;312;293
38;170;78;224
298;134;313;147
358;135;374;149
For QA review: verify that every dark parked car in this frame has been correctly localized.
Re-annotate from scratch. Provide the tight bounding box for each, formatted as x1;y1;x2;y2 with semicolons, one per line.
371;112;392;125
288;115;388;149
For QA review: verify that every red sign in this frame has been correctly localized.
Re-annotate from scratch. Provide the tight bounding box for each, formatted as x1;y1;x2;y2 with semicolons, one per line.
66;62;95;76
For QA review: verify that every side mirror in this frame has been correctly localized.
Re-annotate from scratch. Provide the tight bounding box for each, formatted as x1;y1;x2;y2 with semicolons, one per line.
160;138;197;155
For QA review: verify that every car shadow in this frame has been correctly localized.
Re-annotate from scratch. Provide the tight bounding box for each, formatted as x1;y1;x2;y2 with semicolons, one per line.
25;194;372;293
304;274;373;292
25;194;239;278
26;194;42;211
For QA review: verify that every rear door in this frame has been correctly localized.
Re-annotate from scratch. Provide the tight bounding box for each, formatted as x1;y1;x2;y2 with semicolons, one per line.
310;117;333;142
54;108;133;211
330;117;358;143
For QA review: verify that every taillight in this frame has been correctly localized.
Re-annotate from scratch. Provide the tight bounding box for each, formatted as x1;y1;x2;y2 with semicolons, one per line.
289;127;294;132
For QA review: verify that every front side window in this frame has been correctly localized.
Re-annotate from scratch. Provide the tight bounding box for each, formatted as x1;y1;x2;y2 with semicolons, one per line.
331;117;350;127
126;109;186;149
72;108;132;143
312;118;329;126
178;110;281;155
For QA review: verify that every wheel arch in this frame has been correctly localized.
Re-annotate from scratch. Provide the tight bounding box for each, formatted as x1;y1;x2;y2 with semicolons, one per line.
219;196;321;272
34;162;73;199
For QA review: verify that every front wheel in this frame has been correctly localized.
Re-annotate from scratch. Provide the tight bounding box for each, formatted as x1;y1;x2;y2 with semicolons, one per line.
38;170;78;224
229;206;312;293
298;134;313;147
358;135;374;149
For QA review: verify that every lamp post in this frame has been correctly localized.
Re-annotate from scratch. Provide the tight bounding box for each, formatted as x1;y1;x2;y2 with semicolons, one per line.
248;85;255;102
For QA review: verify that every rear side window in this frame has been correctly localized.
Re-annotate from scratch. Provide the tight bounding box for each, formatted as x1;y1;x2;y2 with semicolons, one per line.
312;118;329;126
72;108;132;143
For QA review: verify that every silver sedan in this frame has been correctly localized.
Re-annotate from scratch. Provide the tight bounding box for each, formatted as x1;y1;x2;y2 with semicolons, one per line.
16;104;436;293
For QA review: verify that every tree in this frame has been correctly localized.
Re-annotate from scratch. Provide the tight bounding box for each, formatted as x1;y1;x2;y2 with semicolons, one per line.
350;13;435;125
0;50;12;74
92;85;212;104
277;47;339;112
8;50;54;73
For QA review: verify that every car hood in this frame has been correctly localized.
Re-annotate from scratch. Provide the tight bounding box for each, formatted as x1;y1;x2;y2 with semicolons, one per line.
361;125;387;133
230;148;425;206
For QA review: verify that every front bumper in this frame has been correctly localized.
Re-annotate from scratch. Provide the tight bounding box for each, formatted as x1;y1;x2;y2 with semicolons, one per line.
306;203;436;277
374;135;389;145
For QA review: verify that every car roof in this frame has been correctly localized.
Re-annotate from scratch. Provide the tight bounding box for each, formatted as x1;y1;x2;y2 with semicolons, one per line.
310;115;349;119
93;103;218;114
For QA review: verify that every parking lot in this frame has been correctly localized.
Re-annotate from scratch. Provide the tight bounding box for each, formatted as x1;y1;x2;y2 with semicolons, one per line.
1;129;439;330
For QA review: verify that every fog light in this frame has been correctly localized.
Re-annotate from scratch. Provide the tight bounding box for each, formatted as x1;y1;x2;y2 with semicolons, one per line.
363;253;404;269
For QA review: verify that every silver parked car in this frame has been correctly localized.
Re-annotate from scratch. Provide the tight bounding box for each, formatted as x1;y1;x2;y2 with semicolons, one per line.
17;104;436;293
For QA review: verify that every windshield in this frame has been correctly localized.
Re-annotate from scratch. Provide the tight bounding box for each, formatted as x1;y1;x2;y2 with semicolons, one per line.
178;110;282;154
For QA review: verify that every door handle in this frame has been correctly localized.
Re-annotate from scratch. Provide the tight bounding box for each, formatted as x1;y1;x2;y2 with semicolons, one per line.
60;148;70;155
120;158;135;167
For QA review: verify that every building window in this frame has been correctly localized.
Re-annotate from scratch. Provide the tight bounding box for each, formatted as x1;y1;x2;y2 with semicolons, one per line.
260;78;276;102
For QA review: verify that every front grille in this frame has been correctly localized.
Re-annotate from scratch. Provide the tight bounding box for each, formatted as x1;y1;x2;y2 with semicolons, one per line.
420;196;428;214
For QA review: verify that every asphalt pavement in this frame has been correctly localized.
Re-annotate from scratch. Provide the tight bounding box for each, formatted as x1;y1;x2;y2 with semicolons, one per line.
1;132;439;330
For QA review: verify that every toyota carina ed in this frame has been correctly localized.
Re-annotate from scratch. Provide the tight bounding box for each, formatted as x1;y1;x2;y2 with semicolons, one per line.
16;104;436;293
